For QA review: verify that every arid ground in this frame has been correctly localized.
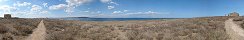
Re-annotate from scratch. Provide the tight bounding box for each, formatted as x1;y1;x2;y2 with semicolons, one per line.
0;16;244;40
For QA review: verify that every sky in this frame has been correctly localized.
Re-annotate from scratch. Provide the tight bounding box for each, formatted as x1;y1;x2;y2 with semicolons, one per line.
0;0;243;18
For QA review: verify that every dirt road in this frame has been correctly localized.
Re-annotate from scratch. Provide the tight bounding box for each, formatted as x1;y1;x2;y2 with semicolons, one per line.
26;20;46;40
225;19;244;40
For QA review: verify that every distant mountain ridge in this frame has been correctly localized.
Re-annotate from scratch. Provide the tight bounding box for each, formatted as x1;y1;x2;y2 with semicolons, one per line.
65;17;89;18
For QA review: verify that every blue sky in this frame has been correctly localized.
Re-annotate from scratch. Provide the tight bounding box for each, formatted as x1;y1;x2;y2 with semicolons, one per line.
0;0;243;18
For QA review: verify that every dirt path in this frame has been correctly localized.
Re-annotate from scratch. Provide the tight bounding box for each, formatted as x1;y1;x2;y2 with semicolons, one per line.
225;19;244;40
26;20;46;40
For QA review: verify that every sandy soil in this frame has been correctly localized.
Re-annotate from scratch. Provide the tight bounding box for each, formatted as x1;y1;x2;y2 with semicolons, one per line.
225;18;244;40
26;20;46;40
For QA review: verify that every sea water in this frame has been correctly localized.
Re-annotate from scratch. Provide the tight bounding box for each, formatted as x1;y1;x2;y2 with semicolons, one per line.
60;18;176;21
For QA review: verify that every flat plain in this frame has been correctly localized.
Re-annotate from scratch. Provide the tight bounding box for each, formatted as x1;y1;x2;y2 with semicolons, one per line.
0;16;243;40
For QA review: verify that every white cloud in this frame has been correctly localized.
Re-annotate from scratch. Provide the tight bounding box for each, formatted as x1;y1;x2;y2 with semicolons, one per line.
123;10;128;12
12;10;49;18
0;0;8;2
101;0;119;10
125;11;158;15
111;10;129;14
42;3;48;7
14;11;29;14
14;9;50;18
52;0;117;14
66;0;92;6
112;11;122;14
94;11;166;18
108;6;115;10
49;4;67;10
100;0;111;3
109;2;119;5
97;13;105;16
101;0;118;10
145;11;157;15
40;11;49;14
31;5;42;12
65;7;75;14
96;11;101;13
60;0;93;14
0;5;17;14
84;11;89;12
13;2;31;7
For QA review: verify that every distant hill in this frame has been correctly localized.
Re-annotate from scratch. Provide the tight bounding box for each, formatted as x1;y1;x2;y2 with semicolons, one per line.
65;17;89;18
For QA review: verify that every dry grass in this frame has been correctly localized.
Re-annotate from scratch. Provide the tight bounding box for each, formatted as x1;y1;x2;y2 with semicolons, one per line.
0;19;41;40
43;16;237;40
0;16;243;40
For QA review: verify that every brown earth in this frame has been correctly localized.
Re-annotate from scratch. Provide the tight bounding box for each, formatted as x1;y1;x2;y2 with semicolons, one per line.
0;16;244;40
225;18;244;40
26;20;46;40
